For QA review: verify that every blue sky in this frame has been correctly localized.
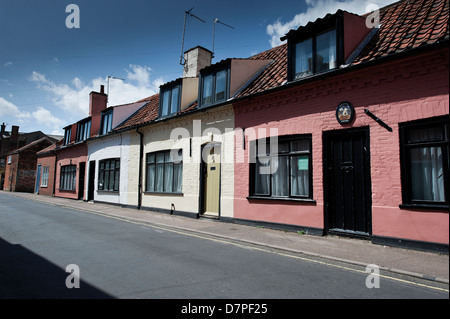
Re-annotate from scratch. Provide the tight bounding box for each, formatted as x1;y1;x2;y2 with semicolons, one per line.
0;0;397;136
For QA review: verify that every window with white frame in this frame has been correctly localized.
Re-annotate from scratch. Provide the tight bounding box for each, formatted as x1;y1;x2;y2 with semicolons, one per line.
60;165;76;191
40;166;49;187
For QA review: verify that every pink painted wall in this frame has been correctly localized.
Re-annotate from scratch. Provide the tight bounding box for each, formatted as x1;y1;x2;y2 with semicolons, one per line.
234;47;449;245
343;11;371;61
54;143;87;200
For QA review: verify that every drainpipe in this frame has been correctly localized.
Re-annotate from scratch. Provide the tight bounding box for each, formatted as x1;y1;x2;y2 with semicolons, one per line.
52;150;57;197
136;127;143;210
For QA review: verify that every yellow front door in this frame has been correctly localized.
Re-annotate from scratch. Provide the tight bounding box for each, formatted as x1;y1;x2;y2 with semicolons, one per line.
203;144;221;217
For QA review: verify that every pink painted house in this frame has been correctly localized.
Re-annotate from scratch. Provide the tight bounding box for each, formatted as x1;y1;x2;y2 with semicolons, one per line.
54;87;108;200
232;0;449;252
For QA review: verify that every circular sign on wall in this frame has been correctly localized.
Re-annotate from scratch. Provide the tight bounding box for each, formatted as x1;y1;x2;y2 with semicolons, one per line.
336;102;355;125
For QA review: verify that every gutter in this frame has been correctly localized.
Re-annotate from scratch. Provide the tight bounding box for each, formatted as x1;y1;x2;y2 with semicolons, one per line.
136;127;144;210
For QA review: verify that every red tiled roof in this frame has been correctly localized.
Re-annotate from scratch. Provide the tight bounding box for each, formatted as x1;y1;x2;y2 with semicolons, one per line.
237;0;448;98
114;0;448;130
114;93;160;131
114;92;200;131
353;0;449;64
235;43;287;98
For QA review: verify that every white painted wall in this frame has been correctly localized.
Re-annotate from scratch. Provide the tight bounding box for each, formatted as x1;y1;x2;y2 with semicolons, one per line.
135;105;235;217
87;132;131;205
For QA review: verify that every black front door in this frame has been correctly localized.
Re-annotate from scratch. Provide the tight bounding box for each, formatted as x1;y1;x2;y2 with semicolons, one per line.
324;127;372;237
78;162;86;200
88;161;95;201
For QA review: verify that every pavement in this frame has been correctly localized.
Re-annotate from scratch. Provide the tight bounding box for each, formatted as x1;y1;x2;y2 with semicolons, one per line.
2;191;449;285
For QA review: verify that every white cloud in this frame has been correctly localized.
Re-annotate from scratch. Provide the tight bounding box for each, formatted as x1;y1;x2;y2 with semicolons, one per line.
0;97;30;118
32;106;64;128
3;61;13;68
266;0;398;47
125;64;152;87
0;97;21;116
29;64;159;119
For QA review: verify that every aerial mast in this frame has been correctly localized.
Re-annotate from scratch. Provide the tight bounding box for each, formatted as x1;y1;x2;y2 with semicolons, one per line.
212;18;234;58
180;8;206;65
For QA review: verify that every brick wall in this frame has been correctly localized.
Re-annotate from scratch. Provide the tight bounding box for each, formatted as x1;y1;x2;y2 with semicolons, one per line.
3;140;53;193
37;153;56;196
233;47;449;244
55;143;88;200
3;153;18;191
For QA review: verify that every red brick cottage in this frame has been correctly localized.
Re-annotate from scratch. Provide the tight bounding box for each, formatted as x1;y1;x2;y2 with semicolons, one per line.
3;137;55;193
53;87;107;200
232;0;449;251
35;141;61;196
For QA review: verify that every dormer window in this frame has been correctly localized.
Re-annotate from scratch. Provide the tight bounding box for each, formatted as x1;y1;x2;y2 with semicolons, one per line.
76;119;91;142
63;126;71;146
201;69;228;106
159;81;181;118
292;28;337;80
101;109;113;135
199;64;230;108
283;10;372;83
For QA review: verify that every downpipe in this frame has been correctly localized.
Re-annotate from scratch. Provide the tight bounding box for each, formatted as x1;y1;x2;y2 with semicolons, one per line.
136;127;143;210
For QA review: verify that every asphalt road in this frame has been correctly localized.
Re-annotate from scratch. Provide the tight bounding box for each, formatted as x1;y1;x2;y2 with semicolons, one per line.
0;192;448;303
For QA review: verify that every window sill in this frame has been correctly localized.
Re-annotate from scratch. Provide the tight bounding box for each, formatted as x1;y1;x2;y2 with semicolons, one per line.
247;196;316;204
144;192;184;196
97;190;119;193
399;204;449;211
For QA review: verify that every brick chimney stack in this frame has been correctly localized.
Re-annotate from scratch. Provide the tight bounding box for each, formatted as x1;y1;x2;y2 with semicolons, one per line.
89;85;107;137
1;123;5;138
183;46;213;78
11;126;19;141
89;85;107;117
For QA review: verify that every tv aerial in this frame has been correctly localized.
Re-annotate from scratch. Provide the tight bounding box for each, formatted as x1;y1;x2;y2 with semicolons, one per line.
180;8;206;65
107;75;125;105
212;18;234;57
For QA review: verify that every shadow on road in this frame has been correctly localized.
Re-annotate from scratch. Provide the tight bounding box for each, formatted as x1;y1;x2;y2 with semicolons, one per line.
0;237;114;299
